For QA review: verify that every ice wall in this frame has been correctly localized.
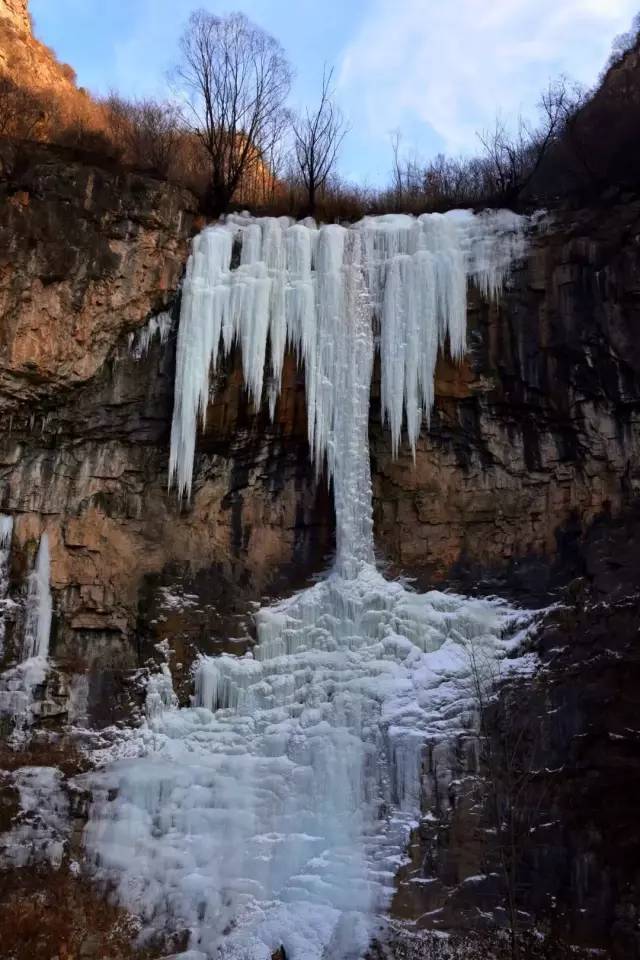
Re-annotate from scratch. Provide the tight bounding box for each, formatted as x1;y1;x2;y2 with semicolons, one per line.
86;569;526;960
169;211;525;572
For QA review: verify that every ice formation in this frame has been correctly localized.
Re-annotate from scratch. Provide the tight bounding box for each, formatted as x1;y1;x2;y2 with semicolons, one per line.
23;532;52;661
128;309;173;360
0;514;13;552
0;514;13;658
169;211;525;505
0;766;69;870
85;211;530;960
0;532;53;730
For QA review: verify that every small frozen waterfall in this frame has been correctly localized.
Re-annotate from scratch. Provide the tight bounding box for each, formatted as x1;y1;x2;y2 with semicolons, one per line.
0;531;53;730
85;211;529;960
23;532;53;661
0;515;14;659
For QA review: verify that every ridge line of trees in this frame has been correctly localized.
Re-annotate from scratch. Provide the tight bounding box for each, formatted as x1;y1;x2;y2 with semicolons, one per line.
1;8;640;220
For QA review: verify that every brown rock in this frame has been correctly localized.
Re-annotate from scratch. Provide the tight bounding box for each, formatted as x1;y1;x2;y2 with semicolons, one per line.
0;0;30;34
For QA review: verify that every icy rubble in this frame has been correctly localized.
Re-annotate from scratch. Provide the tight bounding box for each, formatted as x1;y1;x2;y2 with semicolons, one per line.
84;211;531;960
0;766;69;870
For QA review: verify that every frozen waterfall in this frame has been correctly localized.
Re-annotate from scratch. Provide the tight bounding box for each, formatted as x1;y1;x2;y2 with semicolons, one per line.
0;515;14;659
86;210;530;960
168;211;524;573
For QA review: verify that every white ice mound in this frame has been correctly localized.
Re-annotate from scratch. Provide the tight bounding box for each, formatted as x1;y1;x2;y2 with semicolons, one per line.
84;565;527;960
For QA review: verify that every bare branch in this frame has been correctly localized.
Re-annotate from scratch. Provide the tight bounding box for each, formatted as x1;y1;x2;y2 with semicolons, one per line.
292;65;349;216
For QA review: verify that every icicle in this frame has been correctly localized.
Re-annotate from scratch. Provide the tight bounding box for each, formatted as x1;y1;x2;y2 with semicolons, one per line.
168;210;526;526
0;515;13;660
129;310;173;361
0;530;53;734
23;533;52;661
0;515;13;552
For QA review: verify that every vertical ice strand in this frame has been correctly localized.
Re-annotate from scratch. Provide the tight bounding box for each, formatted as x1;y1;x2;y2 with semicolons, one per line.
0;515;13;602
85;209;529;960
0;515;14;659
0;531;53;731
23;532;53;661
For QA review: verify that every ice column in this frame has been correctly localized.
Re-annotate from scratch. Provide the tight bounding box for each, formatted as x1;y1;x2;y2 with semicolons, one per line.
23;533;52;661
0;515;13;596
0;515;13;658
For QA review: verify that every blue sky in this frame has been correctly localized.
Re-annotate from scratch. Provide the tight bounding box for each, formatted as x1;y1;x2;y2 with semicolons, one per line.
30;0;638;185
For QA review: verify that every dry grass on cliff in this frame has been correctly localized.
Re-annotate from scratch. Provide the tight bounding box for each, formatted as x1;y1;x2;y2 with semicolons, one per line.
0;15;112;147
0;866;169;960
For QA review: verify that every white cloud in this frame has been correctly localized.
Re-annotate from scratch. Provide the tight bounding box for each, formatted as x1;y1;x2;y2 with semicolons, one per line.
338;0;638;158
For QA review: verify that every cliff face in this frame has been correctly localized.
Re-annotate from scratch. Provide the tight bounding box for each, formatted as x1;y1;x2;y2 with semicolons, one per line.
0;0;75;92
1;139;640;958
0;143;332;705
372;202;640;597
0;142;194;399
0;0;29;34
2;144;639;675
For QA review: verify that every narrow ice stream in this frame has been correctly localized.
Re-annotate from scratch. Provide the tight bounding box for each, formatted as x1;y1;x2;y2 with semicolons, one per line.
0;530;53;730
84;211;529;959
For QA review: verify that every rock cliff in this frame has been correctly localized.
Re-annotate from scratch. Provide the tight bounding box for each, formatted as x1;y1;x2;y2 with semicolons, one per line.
1;139;639;958
0;0;29;36
2;142;639;664
372;202;640;597
0;143;332;696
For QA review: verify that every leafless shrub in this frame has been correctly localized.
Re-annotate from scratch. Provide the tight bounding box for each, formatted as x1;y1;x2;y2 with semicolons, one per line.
604;11;640;74
0;76;47;140
104;94;182;176
56;116;117;157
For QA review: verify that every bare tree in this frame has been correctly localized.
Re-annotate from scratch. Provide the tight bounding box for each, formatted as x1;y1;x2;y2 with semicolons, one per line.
478;76;582;205
292;66;348;216
537;77;595;190
390;129;404;206
244;105;292;207
172;10;292;215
